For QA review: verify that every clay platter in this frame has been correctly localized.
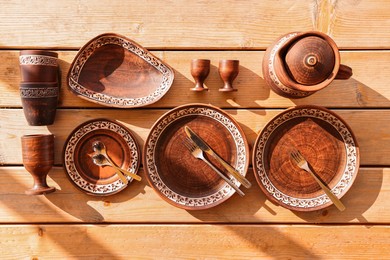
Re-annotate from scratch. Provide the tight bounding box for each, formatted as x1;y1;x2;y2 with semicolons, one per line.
143;103;250;210
63;119;141;196
67;33;174;108
252;105;359;211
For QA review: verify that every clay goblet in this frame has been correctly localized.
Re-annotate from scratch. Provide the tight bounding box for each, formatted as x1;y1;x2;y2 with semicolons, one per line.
190;59;210;91
20;82;59;126
218;59;239;92
21;134;56;195
19;50;59;82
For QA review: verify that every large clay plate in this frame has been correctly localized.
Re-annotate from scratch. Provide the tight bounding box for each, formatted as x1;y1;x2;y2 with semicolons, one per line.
143;104;250;210
67;33;174;108
63;119;140;196
252;105;359;211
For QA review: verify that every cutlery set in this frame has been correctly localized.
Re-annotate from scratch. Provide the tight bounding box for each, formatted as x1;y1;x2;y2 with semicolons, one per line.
20;31;359;212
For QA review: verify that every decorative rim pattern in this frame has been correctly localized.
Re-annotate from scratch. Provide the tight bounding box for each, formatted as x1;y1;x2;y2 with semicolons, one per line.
253;106;359;210
20;87;58;98
63;119;140;195
268;32;311;98
68;33;174;108
19;55;58;66
144;104;249;209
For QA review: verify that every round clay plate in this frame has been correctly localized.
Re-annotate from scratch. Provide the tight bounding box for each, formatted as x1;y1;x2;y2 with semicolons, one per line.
143;104;249;210
252;105;359;211
63;119;140;196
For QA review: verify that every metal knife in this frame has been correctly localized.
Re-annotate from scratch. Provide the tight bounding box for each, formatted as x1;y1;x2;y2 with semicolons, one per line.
184;125;251;188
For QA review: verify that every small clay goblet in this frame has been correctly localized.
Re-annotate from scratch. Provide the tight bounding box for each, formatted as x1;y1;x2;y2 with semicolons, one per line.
190;59;210;91
19;50;59;82
20;82;59;126
218;59;239;92
21;134;56;195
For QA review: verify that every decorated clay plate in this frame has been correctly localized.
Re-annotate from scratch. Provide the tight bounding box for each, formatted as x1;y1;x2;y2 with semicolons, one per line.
252;105;359;211
63;119;140;196
143;104;249;210
67;33;174;108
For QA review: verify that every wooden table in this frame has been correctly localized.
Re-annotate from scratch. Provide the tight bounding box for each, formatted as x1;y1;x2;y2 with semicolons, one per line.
1;1;389;258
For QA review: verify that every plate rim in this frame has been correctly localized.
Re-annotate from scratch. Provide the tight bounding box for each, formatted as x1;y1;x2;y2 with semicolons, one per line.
143;103;250;210
67;32;174;108
252;105;360;211
63;118;141;196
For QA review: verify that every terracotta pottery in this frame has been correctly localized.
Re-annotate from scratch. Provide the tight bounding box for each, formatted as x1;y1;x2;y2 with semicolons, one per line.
190;59;210;91
218;60;239;92
21;134;56;195
67;33;174;108
20;82;59;126
19;50;59;82
252;105;359;211
143;103;250;210
63;119;141;196
262;31;353;98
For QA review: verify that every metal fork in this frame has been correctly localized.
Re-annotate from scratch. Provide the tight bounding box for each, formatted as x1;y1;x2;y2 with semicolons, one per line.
183;138;245;197
290;150;346;211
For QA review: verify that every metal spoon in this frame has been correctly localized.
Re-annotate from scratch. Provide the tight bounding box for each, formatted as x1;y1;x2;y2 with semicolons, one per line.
92;141;142;181
91;153;128;184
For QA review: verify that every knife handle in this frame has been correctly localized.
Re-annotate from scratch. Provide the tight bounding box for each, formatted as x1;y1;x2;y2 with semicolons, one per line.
201;157;245;197
210;151;252;189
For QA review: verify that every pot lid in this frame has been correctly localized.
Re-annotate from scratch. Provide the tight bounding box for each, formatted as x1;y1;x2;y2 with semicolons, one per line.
285;36;335;86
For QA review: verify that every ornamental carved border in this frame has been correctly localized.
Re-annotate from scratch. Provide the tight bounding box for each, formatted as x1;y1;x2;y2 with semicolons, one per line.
20;87;59;98
19;55;58;66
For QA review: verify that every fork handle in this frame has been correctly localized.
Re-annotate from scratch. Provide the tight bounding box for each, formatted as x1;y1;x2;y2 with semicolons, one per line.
209;150;252;189
200;157;245;197
304;166;346;211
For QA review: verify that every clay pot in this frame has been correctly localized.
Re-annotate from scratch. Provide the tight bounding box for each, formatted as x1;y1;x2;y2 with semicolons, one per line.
19;50;59;82
21;134;56;195
262;31;352;98
20;82;59;126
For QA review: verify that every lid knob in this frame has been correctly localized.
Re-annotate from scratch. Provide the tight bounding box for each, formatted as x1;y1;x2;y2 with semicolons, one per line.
285;36;335;86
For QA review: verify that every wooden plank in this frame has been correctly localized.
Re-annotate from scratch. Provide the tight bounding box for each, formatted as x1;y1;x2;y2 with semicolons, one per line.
1;50;390;109
1;1;390;49
0;109;388;165
0;224;389;259
0;1;313;49
0;166;387;224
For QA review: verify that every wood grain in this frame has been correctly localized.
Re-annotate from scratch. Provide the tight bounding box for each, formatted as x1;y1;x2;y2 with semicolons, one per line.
2;50;390;109
1;1;390;49
0;224;389;259
0;167;387;224
0;108;388;166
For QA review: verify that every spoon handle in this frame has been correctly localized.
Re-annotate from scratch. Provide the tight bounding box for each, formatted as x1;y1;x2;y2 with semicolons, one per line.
112;164;142;182
116;170;129;185
103;154;142;182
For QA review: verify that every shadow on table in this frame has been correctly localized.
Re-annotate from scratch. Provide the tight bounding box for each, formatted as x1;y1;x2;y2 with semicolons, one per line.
0;168;122;259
